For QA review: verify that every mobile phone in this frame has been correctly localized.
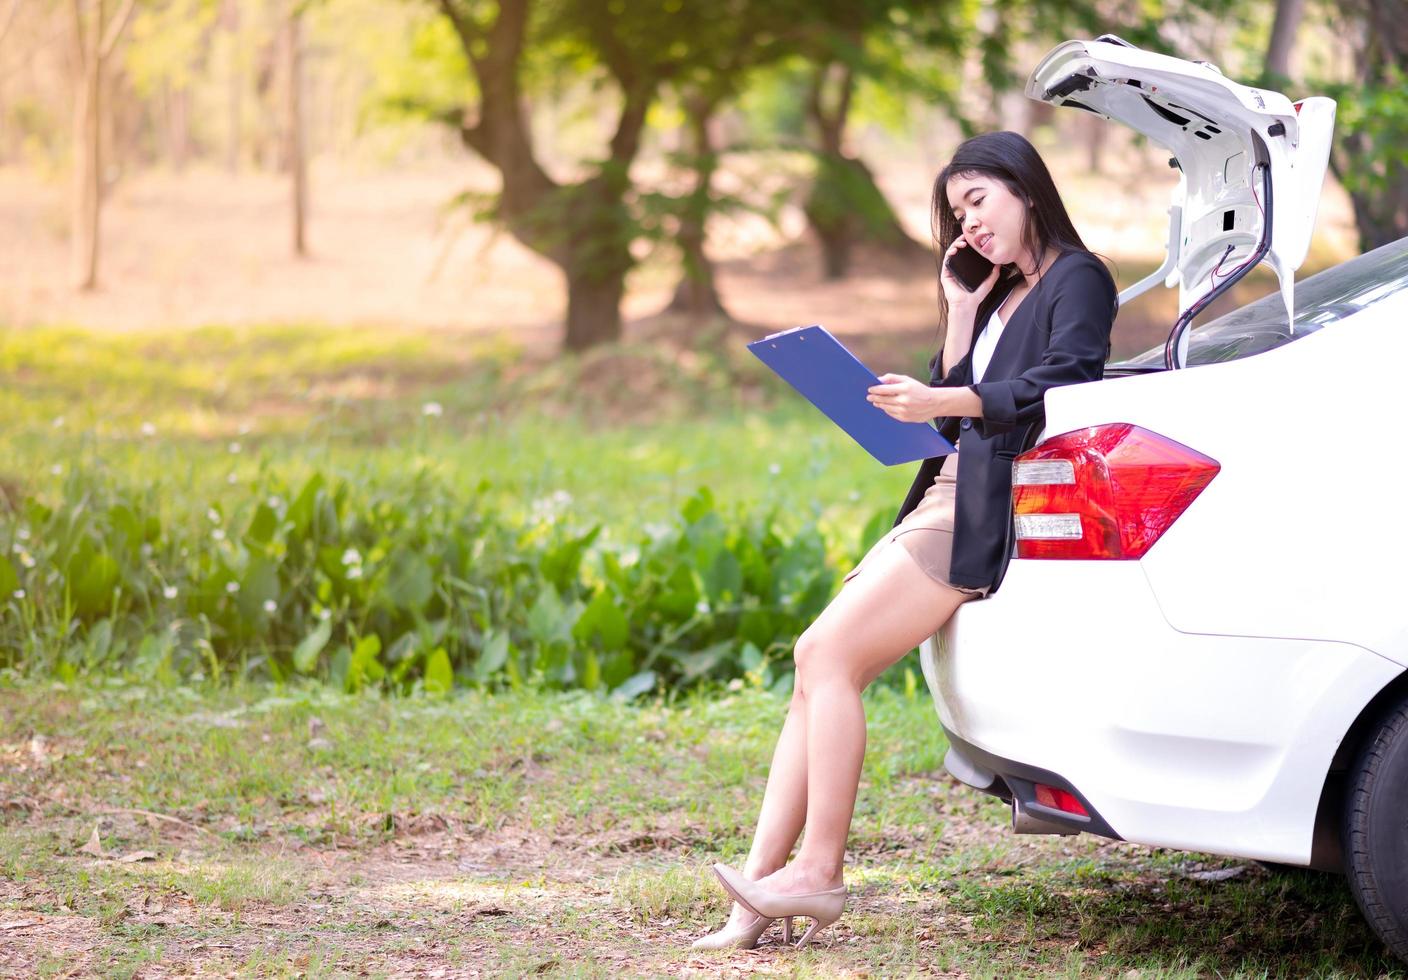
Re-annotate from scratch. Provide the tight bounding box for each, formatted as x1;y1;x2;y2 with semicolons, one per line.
946;245;995;292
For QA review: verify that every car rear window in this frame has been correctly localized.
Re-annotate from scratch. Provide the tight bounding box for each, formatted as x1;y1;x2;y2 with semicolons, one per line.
1117;236;1408;369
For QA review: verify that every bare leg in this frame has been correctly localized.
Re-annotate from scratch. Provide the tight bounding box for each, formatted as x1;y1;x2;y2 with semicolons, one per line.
755;541;974;895
715;694;810;928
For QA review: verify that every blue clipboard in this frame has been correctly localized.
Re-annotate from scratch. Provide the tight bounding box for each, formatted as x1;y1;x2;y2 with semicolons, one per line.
747;325;956;466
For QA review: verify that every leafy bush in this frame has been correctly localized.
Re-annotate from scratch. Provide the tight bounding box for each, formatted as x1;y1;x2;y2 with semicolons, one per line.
0;464;883;698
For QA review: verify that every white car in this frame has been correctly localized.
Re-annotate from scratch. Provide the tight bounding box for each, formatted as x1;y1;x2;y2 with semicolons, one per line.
919;36;1408;960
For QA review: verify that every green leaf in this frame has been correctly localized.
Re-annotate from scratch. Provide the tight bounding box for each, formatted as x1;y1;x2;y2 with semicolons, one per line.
475;630;509;680
246;503;278;545
237;558;279;620
701;549;742;604
384;551;434;611
293;619;332;674
613;669;656;700
288;473;325;536
681;487;715;524
580;650;601;690
540;525;601;593
424;647;453;694
527;586;576;646
72;551;119;617
572;589;628;651
347;634;383;690
329;645;351;691
0;556;17;598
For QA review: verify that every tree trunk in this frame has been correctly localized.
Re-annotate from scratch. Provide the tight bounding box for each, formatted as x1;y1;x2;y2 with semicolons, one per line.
803;59;925;280
441;0;640;351
223;0;241;173
1265;0;1306;80
1085;113;1106;174
1330;0;1408;252
667;92;726;321
286;7;307;257
72;2;102;291
563;264;627;352
68;0;135;292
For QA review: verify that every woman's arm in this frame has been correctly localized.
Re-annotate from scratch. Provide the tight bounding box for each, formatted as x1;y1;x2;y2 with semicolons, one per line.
941;305;980;377
867;375;982;421
968;255;1116;438
938;238;999;376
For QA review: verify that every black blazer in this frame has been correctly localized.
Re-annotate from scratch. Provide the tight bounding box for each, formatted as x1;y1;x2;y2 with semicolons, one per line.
895;249;1117;591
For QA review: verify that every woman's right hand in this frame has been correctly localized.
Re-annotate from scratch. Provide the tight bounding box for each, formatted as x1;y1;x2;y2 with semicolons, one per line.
940;237;1001;312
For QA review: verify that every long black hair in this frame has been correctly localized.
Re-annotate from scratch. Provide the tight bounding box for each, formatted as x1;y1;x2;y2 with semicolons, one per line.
930;131;1095;340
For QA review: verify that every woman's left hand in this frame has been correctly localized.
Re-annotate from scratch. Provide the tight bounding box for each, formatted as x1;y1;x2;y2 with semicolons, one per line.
866;373;937;423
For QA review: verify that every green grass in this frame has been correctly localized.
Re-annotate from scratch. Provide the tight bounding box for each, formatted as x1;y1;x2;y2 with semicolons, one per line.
1;680;1402;977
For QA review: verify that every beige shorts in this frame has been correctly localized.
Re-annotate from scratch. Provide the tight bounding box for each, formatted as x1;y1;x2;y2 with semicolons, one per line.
842;452;988;597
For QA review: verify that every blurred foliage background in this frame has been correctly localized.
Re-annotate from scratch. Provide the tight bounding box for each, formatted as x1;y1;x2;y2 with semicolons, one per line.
0;0;1402;694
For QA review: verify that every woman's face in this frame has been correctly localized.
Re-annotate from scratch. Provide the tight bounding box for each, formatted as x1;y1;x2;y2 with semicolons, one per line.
946;173;1032;271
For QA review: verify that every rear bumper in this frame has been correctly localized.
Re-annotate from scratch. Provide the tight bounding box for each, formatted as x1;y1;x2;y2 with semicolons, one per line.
919;560;1402;864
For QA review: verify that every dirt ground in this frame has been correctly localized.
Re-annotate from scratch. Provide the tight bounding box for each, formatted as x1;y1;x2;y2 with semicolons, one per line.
0;789;1191;978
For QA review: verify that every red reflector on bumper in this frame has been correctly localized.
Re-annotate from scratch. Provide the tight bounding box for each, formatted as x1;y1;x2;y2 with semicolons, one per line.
1035;783;1089;816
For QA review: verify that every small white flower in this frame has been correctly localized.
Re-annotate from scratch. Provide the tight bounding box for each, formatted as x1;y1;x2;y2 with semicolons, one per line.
12;589;24;599
140;422;156;437
163;585;178;600
421;401;443;417
768;463;781;475
694;599;709;615
346;566;363;580
51;416;64;428
267;495;284;510
225;581;240;594
139;543;153;558
207;508;221;524
18;551;35;569
211;528;226;542
318;608;332;621
263;599;277;614
727;678;744;692
16;528;29;541
228;441;242;454
340;548;361;567
49;464;62;476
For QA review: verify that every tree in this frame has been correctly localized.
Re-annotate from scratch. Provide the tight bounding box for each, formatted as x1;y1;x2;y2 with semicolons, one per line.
427;0;747;350
68;0;139;291
1264;0;1305;80
1320;0;1408;251
284;0;306;256
790;0;1037;280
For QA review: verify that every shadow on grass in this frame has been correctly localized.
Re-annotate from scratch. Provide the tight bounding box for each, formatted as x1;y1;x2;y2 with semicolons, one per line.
944;861;1402;977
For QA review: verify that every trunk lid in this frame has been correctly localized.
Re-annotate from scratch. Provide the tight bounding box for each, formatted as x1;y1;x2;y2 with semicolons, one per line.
1025;35;1336;366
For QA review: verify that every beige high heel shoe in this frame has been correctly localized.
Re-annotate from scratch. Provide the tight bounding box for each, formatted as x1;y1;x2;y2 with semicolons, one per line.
712;864;847;949
690;909;793;950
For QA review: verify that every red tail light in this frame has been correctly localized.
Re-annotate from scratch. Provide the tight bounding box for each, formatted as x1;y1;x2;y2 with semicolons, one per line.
1035;784;1088;816
1012;424;1219;560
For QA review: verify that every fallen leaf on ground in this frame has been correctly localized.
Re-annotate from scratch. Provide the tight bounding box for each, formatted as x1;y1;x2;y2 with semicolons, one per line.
0;918;44;931
78;826;104;858
119;850;158;863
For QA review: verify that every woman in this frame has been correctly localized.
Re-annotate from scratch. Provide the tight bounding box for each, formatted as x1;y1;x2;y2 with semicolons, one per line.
694;131;1118;950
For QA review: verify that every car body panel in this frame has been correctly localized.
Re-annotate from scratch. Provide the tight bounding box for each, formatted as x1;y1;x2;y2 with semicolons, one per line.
1024;296;1408;664
920;562;1401;863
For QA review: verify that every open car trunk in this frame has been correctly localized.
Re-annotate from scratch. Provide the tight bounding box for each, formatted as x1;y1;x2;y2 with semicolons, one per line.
1025;35;1336;368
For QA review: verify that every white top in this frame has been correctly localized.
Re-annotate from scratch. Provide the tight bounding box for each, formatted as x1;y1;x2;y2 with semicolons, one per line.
971;308;1006;384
